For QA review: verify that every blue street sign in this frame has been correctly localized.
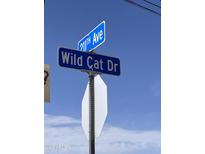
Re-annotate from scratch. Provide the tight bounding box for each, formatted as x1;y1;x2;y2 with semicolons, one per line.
58;47;120;76
78;21;106;52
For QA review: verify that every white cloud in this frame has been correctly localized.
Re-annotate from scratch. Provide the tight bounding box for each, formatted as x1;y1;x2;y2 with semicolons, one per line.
45;114;160;154
45;114;80;126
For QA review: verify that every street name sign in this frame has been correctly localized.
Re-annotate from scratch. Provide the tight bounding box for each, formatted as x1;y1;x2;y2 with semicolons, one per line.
77;21;105;52
58;47;120;76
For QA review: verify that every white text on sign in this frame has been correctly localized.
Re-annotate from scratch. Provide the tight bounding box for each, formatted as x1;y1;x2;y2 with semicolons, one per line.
61;52;118;72
58;48;120;76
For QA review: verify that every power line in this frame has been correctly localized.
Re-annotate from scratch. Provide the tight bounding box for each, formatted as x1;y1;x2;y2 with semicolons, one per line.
124;0;160;15
143;0;161;8
124;0;161;16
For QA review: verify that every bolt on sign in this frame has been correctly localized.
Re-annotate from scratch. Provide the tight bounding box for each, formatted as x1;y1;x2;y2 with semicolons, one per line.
44;64;50;102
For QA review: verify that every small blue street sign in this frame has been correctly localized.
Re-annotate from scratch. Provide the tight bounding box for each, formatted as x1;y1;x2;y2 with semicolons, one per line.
78;21;106;52
58;47;120;76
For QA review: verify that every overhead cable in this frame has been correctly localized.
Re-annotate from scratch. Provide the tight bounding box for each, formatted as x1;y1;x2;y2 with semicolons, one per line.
124;0;161;16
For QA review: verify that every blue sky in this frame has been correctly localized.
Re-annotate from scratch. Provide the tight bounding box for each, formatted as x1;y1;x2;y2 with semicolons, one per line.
45;0;160;153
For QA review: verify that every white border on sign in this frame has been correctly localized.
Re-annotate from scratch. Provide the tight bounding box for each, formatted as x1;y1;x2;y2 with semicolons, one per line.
77;20;106;52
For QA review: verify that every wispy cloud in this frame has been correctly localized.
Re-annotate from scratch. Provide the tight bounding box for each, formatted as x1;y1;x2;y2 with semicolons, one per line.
45;114;160;154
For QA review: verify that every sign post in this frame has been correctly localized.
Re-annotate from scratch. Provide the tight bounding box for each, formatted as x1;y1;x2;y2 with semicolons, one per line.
89;72;95;154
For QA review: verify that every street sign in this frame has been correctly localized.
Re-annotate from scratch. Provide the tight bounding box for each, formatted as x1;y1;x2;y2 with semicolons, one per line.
78;21;105;52
44;64;50;102
82;75;107;139
58;47;120;76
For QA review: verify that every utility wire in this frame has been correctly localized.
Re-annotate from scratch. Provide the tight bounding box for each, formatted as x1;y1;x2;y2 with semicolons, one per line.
124;0;161;16
143;0;161;8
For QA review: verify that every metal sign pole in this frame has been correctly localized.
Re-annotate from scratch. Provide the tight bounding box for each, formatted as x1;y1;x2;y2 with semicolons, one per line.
89;72;95;154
